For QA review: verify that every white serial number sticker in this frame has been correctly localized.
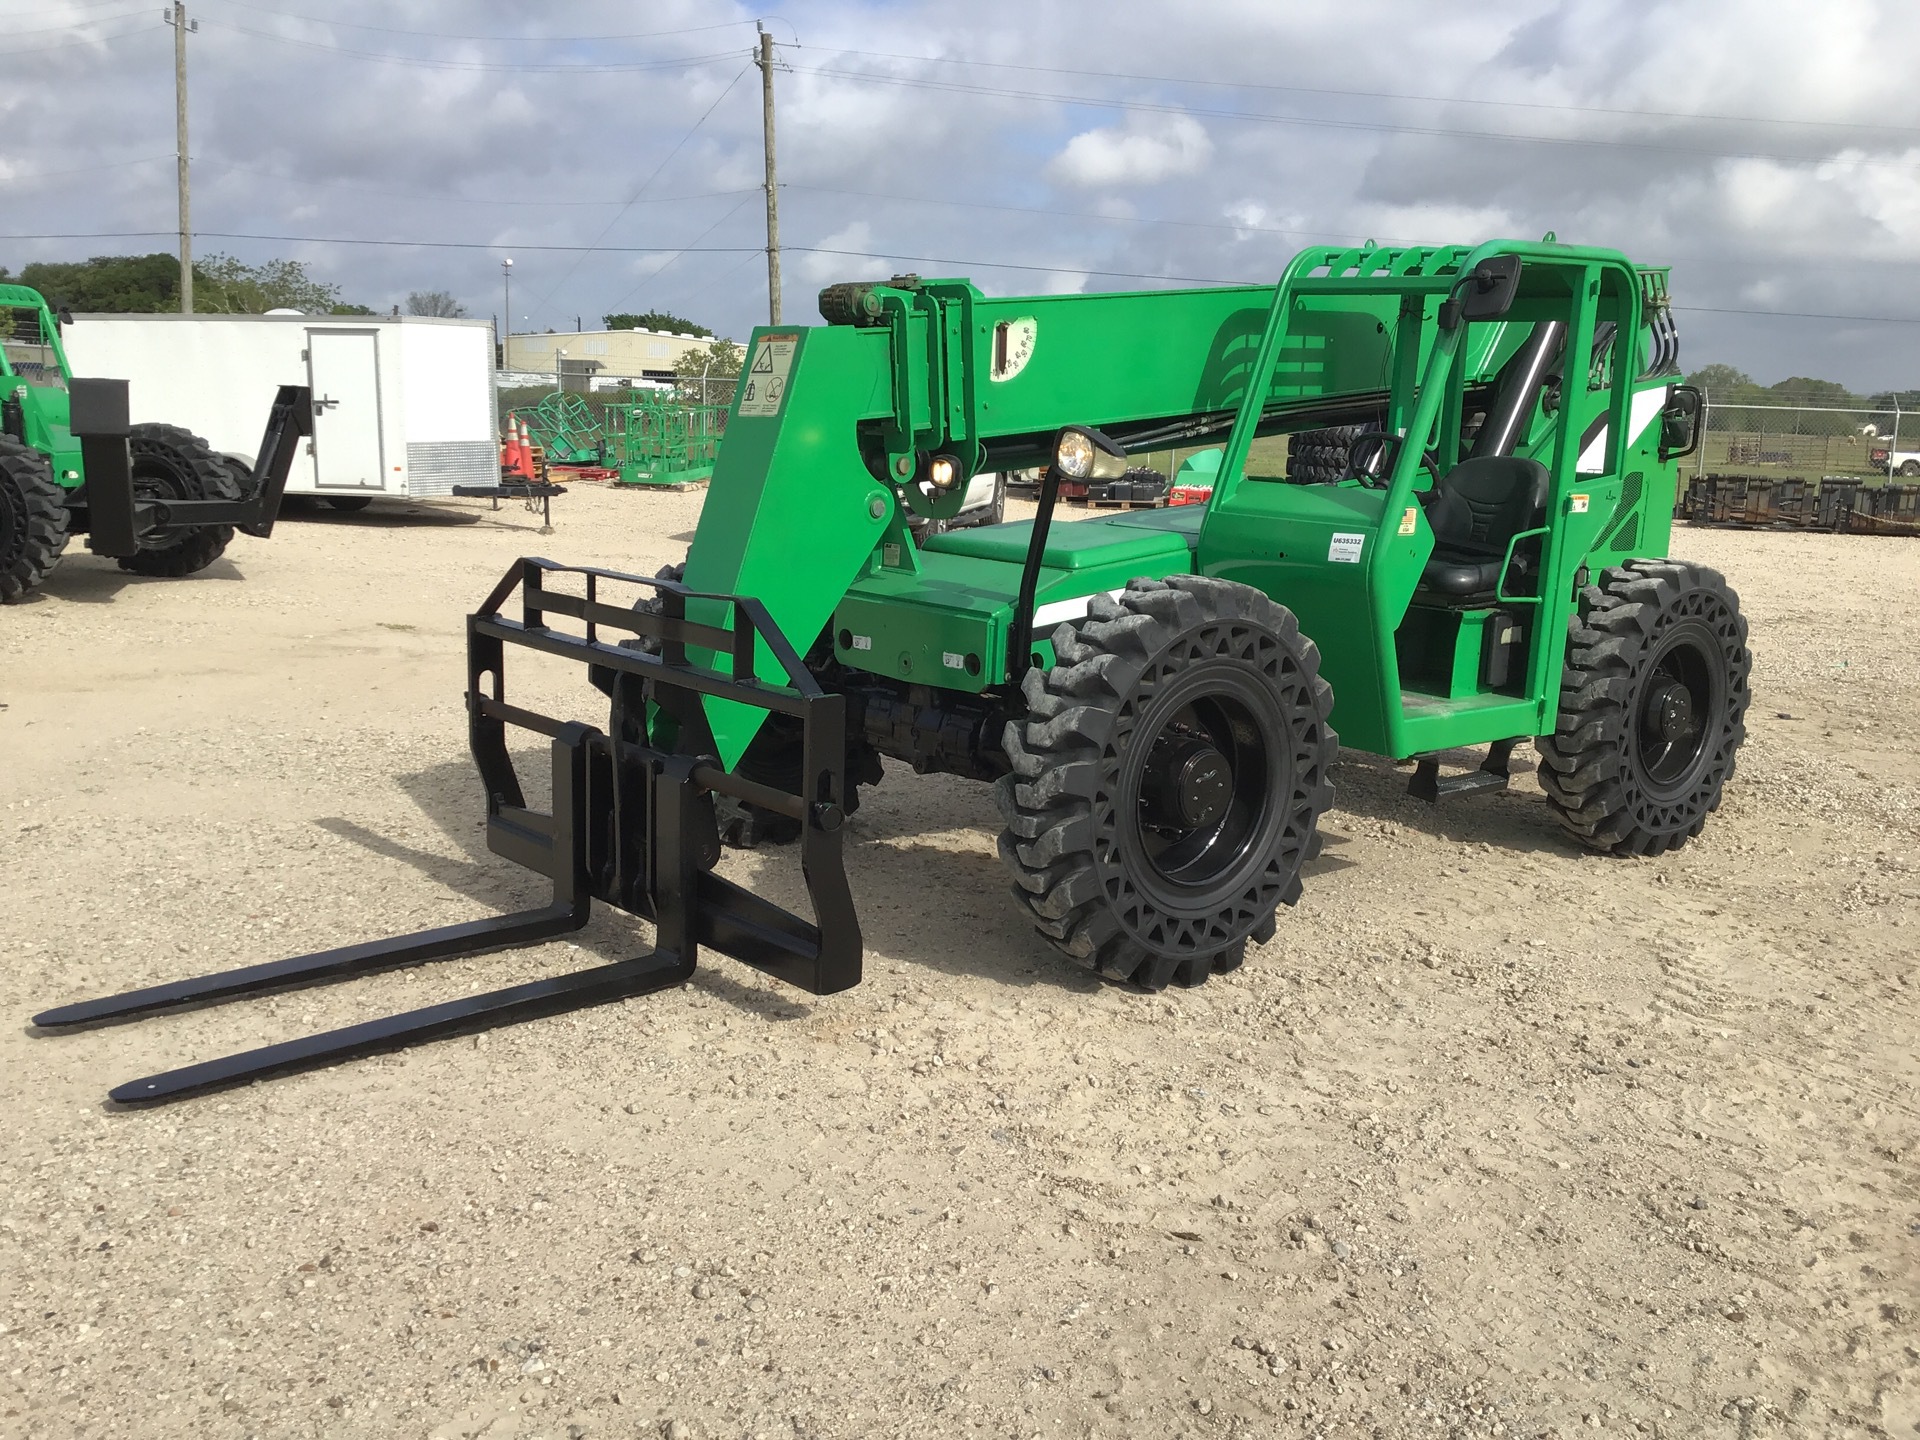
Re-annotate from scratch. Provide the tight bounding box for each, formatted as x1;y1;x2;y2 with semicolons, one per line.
1328;532;1365;563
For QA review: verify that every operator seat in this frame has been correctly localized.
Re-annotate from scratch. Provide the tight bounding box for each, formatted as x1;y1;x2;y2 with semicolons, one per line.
1418;455;1550;599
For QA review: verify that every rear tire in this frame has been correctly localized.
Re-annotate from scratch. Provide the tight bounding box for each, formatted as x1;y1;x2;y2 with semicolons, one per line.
116;423;240;578
1537;559;1751;855
997;575;1337;990
0;439;70;602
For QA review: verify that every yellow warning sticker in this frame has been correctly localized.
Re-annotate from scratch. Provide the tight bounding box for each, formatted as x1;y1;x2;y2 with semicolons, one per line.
1398;506;1418;536
738;332;800;417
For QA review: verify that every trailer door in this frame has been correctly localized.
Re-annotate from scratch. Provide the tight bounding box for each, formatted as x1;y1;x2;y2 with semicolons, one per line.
306;328;384;489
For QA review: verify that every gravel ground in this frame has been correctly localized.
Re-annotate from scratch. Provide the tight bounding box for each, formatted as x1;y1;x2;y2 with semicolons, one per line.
2;485;1916;1440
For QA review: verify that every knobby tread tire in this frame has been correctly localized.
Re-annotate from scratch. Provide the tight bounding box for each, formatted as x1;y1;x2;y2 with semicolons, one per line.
995;574;1337;991
1537;558;1751;855
116;423;241;578
0;438;71;602
1286;424;1369;485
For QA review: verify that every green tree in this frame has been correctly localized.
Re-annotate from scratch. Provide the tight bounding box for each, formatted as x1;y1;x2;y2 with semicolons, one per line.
195;254;340;313
329;302;378;316
1684;363;1757;400
604;310;711;337
671;338;743;403
17;253;180;311
407;289;468;318
1765;376;1858;408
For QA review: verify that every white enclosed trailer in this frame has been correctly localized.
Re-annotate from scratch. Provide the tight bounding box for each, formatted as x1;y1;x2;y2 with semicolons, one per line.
62;313;498;502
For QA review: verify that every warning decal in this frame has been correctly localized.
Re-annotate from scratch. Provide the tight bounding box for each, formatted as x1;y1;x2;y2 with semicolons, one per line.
737;332;800;417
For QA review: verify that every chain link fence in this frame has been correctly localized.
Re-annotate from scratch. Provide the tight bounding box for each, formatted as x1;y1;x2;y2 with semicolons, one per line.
1696;397;1913;481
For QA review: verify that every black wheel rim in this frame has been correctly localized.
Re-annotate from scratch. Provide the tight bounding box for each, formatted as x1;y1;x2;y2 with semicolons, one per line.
1632;620;1725;795
1114;664;1288;916
129;442;199;544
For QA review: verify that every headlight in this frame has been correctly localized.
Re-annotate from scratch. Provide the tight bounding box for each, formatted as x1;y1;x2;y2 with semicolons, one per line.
1051;425;1128;481
1054;430;1095;478
928;454;959;491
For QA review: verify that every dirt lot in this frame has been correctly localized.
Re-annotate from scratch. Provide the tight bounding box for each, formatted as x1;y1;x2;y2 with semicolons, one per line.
2;485;1916;1440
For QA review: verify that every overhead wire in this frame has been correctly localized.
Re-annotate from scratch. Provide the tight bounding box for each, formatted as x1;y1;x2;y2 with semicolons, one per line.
7;229;1920;325
193;20;746;74
194;3;758;44
789;64;1920;171
527;65;754;310
810;46;1920;138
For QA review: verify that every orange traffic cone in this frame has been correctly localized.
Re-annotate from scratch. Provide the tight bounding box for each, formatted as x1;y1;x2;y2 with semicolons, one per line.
502;414;534;480
520;417;542;481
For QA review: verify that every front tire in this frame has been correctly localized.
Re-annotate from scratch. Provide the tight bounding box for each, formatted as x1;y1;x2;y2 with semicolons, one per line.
117;423;240;577
0;439;70;602
996;575;1337;990
1537;559;1751;855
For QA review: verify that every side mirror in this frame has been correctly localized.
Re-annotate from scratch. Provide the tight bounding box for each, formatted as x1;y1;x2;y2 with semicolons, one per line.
56;307;74;329
1050;424;1128;482
1439;255;1522;330
1658;384;1703;461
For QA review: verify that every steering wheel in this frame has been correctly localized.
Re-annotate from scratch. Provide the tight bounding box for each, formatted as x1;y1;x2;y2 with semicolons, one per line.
1343;430;1443;494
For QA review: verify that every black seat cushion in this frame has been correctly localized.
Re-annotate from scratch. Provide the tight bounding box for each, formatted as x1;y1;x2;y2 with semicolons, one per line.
1419;456;1549;598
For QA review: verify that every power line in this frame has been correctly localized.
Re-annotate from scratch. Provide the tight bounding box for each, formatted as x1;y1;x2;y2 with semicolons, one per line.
10;230;1920;326
791;64;1920;171
0;8;149;37
0;20;150;54
2;154;175;182
529;66;754;310
196;2;758;44
195;19;746;74
195;157;759;209
812;46;1920;139
603;194;761;315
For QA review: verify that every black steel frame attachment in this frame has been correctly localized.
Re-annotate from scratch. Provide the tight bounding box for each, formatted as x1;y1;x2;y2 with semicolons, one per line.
32;558;862;1106
69;378;313;555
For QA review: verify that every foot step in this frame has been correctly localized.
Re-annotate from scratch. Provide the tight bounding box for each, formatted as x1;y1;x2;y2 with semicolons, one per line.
1408;738;1519;803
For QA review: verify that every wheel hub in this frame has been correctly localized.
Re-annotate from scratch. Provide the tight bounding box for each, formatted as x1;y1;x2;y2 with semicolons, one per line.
1142;734;1232;829
1644;680;1695;742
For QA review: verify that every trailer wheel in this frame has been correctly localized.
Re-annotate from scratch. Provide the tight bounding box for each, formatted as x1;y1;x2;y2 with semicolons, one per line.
326;496;373;512
0;439;71;603
597;560;884;848
997;575;1337;991
116;423;241;578
1537;559;1751;855
1901;459;1920;478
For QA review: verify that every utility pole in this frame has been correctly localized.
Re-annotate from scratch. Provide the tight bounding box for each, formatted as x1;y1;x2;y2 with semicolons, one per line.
755;26;781;325
500;257;513;368
165;3;197;313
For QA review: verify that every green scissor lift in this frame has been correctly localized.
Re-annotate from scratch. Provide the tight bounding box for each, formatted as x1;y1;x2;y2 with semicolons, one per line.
37;238;1747;1104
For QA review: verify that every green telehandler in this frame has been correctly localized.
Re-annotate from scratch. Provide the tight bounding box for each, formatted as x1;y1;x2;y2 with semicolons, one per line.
0;283;311;602
35;237;1743;1105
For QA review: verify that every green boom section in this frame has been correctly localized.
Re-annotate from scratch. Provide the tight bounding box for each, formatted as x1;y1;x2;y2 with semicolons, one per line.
684;241;1681;769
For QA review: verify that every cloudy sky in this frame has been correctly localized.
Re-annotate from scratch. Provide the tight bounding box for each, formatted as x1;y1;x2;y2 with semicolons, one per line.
6;0;1919;391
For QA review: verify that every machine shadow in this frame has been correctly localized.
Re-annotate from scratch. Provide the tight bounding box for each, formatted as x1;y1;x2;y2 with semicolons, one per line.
1324;746;1581;856
29;555;245;605
328;756;1105;1002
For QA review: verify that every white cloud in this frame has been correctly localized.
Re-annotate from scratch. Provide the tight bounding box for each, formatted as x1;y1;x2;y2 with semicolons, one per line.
797;221;889;287
1047;113;1214;189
